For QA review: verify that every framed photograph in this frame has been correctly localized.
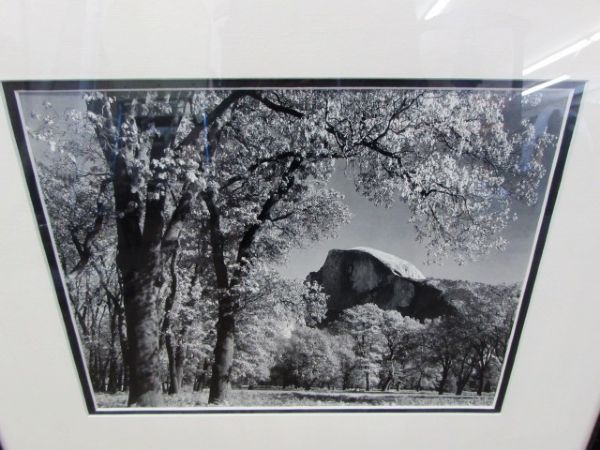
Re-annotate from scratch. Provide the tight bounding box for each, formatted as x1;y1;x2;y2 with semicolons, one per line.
0;1;599;449
2;78;583;415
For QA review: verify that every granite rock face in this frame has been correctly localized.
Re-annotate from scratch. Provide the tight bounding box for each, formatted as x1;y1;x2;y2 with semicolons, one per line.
308;247;455;321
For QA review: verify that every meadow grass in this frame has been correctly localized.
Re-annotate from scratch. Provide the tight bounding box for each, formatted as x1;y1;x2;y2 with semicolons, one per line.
95;388;494;409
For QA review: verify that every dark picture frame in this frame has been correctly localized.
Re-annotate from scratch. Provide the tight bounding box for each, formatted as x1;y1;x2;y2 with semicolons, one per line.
2;78;585;414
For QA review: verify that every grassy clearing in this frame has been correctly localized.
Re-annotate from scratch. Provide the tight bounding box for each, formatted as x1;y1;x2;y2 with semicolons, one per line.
95;388;494;409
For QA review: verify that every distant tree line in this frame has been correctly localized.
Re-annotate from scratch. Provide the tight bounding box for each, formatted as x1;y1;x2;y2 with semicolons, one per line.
66;251;518;398
272;282;518;396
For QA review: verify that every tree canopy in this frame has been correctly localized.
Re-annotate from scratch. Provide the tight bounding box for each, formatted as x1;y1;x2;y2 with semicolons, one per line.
25;87;551;405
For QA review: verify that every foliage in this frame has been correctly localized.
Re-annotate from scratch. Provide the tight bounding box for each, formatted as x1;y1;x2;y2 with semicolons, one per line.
25;87;547;403
274;326;340;389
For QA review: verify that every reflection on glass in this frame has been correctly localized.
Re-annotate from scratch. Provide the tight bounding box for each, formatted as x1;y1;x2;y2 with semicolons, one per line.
522;75;571;96
524;32;600;75
424;0;451;20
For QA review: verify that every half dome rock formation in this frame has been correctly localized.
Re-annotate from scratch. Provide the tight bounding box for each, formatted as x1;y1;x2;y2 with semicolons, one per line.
308;247;455;321
351;247;426;281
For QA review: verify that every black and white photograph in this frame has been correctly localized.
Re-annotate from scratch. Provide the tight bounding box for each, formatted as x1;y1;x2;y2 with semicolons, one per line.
4;80;581;412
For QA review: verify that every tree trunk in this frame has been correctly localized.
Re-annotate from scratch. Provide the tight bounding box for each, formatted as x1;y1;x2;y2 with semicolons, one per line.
120;247;164;406
207;154;305;404
165;333;180;395
437;376;448;395
380;360;395;391
118;365;124;391
437;364;450;395
415;373;423;392
88;346;97;390
119;134;170;406
107;308;119;394
304;378;317;390
380;373;393;391
99;355;110;392
117;308;129;391
454;355;473;396
164;334;185;394
455;370;471;396
476;369;486;396
175;342;185;389
475;355;489;396
87;97;166;406
208;304;235;404
194;359;210;391
86;93;245;407
161;249;181;395
342;373;350;390
204;189;236;405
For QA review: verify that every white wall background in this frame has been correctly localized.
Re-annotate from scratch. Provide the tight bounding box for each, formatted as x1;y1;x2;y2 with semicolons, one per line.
0;1;599;449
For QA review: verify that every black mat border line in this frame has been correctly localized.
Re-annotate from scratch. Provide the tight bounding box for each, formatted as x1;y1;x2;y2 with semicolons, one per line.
2;78;585;415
